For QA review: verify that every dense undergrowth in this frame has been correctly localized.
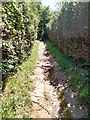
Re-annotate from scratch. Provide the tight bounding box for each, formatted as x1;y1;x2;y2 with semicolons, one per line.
1;1;51;118
2;2;40;80
47;2;89;117
2;1;51;81
48;2;88;64
1;41;40;118
46;40;89;105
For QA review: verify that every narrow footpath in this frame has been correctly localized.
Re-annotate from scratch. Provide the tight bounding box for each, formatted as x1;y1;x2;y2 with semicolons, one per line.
31;42;60;118
30;41;87;118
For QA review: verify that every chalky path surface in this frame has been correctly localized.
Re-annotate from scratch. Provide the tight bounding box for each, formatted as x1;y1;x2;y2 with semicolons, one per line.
31;42;60;118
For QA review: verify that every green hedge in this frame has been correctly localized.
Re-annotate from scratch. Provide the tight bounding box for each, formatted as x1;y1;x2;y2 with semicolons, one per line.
2;2;41;79
48;2;88;64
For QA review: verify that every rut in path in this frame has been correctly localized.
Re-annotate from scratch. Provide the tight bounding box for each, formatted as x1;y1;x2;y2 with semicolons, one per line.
30;41;87;118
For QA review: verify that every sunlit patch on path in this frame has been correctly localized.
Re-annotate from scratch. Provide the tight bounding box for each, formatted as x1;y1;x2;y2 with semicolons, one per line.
31;42;60;118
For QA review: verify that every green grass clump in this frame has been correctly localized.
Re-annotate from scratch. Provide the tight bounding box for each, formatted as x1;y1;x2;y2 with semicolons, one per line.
46;40;88;105
1;40;40;118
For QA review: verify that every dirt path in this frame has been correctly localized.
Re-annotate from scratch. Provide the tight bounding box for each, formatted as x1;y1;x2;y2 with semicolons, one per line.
31;42;60;118
30;41;87;118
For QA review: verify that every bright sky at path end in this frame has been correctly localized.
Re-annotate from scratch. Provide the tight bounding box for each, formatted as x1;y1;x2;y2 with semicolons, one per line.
41;0;57;10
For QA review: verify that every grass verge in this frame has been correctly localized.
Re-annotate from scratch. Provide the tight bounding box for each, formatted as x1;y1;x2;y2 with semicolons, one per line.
46;40;89;105
0;40;40;118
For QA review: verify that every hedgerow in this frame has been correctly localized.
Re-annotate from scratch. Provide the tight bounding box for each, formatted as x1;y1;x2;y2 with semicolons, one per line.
48;2;88;64
48;2;89;105
2;2;41;80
